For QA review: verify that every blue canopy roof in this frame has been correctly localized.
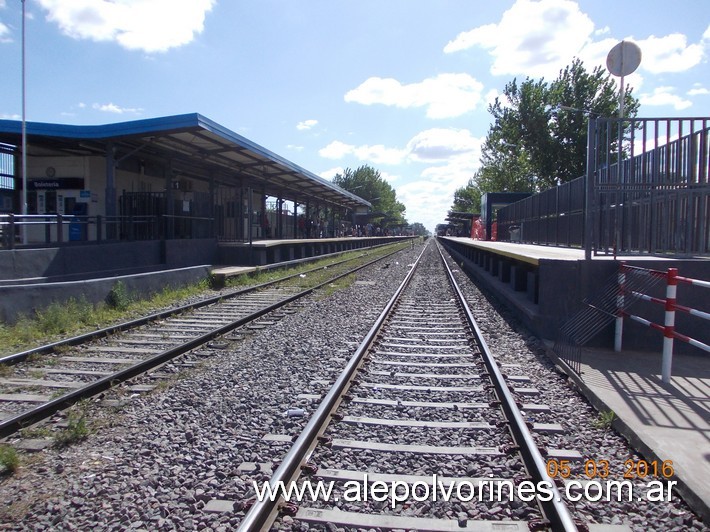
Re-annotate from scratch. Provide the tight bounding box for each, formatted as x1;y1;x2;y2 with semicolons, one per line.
0;113;370;209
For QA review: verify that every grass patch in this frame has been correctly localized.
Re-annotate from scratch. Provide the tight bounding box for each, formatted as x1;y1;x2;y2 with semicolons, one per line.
0;241;413;357
0;364;14;378
0;279;214;357
0;445;19;474
19;425;52;439
318;273;357;299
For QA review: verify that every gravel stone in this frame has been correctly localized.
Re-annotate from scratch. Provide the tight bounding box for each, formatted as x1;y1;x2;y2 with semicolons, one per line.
0;241;703;531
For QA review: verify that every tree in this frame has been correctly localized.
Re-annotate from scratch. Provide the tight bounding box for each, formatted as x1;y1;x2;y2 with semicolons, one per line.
451;177;483;215
408;222;428;236
479;58;639;193
332;165;407;228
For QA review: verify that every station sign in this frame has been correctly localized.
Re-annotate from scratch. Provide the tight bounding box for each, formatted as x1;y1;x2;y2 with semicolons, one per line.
30;178;85;190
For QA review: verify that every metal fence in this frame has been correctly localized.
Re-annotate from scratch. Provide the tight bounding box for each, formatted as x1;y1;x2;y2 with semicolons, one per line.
497;176;585;246
496;117;710;257
590;117;709;256
0;214;214;250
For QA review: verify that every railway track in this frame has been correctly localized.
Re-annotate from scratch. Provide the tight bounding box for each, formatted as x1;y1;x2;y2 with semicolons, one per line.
238;240;593;531
0;244;408;439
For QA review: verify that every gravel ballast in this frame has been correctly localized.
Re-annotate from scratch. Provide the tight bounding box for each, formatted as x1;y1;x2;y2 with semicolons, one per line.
0;239;704;531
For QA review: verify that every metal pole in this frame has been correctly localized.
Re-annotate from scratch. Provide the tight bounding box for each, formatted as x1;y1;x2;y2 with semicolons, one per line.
615;75;625;258
21;0;27;245
584;118;596;260
614;263;626;352
662;268;678;384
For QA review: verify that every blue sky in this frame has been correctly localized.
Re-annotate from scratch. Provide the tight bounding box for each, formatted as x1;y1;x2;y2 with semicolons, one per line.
1;0;708;232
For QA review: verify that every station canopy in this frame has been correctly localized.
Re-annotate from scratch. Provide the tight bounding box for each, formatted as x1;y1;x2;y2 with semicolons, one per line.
0;113;371;210
445;211;478;223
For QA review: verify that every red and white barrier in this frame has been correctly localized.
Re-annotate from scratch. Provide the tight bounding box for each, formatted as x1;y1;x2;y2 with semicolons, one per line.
616;264;710;384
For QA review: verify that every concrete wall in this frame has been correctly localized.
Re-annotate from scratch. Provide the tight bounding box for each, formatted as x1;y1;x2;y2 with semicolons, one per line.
0;239;217;282
0;265;211;324
0;238;218;323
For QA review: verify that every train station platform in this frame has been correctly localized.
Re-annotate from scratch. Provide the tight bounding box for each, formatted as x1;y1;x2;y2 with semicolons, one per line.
217;235;411;266
548;345;710;523
439;237;710;352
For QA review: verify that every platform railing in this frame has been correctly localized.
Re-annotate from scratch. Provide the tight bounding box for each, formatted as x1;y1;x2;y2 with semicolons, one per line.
0;213;214;250
496;116;710;256
616;263;710;383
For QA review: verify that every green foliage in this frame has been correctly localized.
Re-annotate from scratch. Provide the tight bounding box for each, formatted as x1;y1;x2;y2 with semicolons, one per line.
55;410;90;446
106;281;132;311
408;223;428;236
452;177;483;214
333;165;408;228
0;445;19;473
34;298;95;336
451;58;641;212
592;410;616;430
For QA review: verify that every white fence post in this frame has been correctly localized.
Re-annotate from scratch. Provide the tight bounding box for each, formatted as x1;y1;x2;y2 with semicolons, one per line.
661;268;678;384
614;263;626;352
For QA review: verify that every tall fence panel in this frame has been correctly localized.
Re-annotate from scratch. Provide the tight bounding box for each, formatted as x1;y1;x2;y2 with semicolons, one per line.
497;176;585;247
496;117;709;257
590;117;710;256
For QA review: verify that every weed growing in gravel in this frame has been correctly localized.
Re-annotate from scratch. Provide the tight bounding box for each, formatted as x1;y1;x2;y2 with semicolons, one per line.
319;274;356;299
54;408;90;446
106;281;132;311
592;410;616;430
0;445;19;474
54;415;89;447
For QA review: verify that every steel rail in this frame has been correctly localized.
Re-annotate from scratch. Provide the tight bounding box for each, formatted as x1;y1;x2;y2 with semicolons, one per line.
436;241;579;532
0;244;406;366
236;244;428;531
0;246;407;439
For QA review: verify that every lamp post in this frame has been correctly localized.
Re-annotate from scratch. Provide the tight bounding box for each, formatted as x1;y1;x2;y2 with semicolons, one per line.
21;0;27;244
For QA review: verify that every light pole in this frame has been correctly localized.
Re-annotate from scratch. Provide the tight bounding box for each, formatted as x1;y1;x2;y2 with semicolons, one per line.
21;0;27;244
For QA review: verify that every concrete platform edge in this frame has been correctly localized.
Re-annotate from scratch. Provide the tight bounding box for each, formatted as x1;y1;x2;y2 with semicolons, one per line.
544;345;709;524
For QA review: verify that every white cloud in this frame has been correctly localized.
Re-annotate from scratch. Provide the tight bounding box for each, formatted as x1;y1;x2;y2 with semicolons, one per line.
319;167;344;180
444;0;595;79
639;87;692;110
688;85;709;96
286;144;304;152
407;128;482;164
443;0;706;80
319;128;481;169
353;145;408;166
92;102;143;114
318;128;481;169
37;0;215;53
378;170;399;184
319;140;355;160
636;34;704;74
296;119;318;131
0;21;9;43
345;73;485;119
397;158;478;233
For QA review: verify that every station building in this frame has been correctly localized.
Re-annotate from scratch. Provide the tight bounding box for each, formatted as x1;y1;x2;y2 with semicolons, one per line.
0;113;384;269
0;114;404;321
